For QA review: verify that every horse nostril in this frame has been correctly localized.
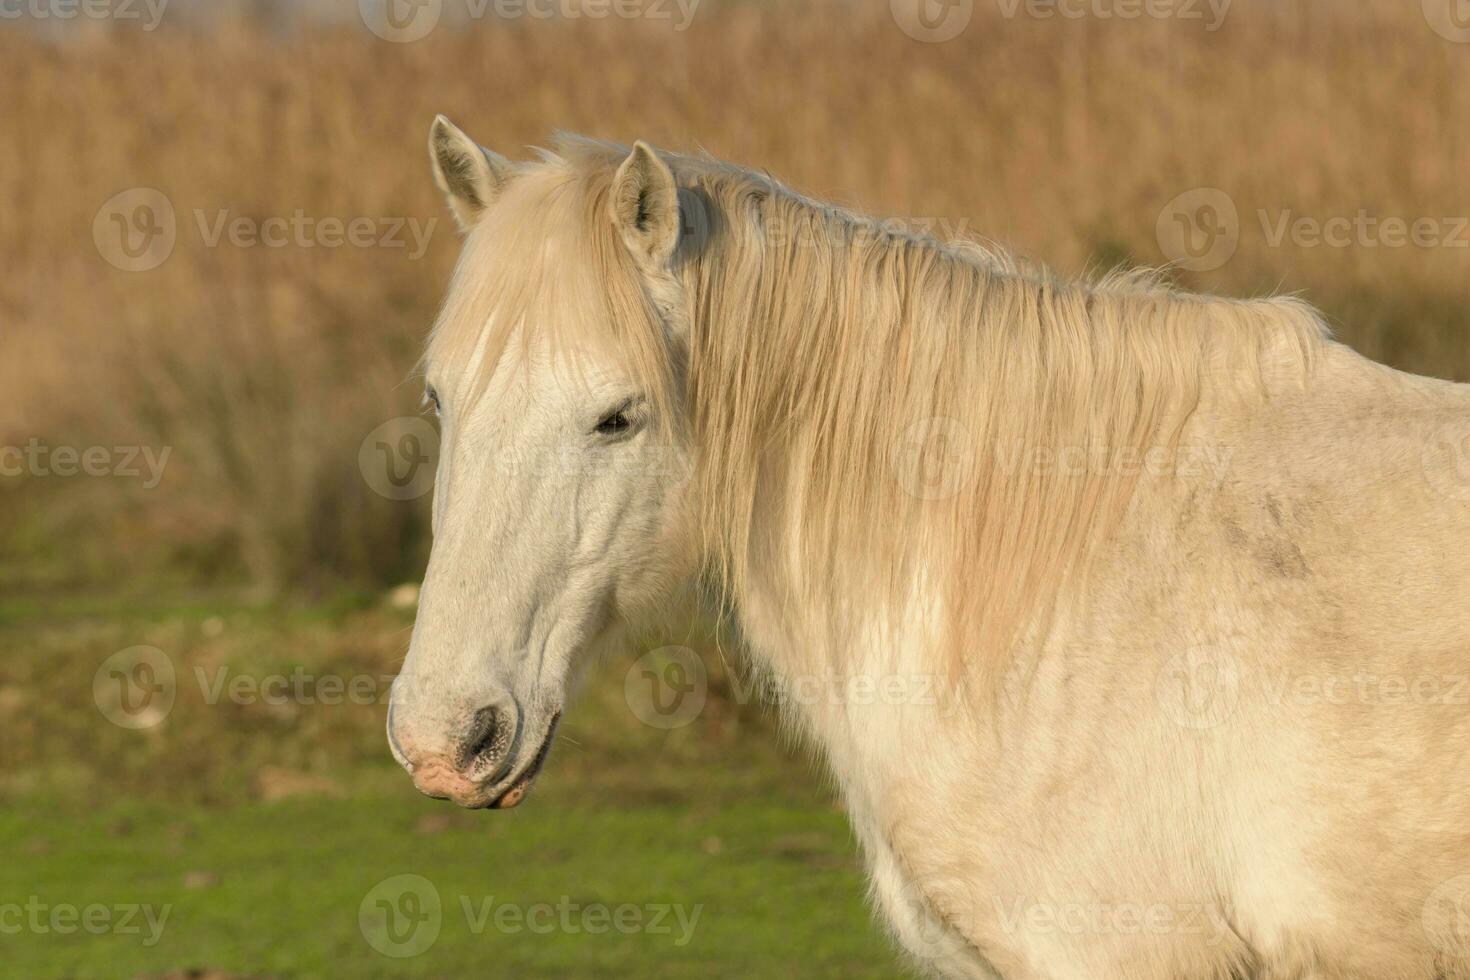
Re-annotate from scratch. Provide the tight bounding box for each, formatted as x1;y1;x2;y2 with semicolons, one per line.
458;705;513;779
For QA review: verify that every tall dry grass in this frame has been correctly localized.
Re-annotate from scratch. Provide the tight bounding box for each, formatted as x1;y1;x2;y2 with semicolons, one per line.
3;0;1468;591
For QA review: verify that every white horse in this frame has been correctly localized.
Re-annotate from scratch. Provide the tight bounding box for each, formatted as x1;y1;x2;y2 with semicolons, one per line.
388;116;1470;979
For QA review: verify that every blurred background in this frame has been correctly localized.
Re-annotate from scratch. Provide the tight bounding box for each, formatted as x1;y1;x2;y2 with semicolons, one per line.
2;0;1468;975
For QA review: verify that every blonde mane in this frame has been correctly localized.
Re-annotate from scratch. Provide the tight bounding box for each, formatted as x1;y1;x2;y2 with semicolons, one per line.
425;135;1329;685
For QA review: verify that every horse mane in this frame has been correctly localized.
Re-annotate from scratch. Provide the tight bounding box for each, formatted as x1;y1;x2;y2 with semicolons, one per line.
425;133;1329;686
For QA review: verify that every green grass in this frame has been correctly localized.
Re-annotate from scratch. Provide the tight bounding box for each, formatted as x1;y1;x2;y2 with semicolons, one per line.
0;591;910;978
0;794;894;978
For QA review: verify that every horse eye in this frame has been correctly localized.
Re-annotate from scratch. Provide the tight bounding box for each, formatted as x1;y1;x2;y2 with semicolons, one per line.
594;410;631;435
425;385;441;413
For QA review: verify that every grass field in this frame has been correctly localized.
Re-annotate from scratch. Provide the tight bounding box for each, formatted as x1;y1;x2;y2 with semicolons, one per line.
0;591;905;977
2;795;889;978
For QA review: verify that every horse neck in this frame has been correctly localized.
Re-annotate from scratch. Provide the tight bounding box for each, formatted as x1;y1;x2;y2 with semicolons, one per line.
677;219;979;774
674;215;1317;722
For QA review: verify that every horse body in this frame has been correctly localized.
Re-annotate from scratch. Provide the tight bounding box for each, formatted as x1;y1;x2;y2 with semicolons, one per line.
390;118;1470;979
756;339;1470;979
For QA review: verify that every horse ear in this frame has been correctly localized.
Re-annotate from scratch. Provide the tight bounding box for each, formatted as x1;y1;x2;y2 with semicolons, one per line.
610;141;680;269
428;114;511;232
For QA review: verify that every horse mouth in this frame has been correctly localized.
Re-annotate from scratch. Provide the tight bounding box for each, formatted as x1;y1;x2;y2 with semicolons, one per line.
486;711;561;810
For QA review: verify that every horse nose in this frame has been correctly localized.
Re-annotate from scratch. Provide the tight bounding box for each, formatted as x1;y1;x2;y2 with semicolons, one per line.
391;700;521;803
